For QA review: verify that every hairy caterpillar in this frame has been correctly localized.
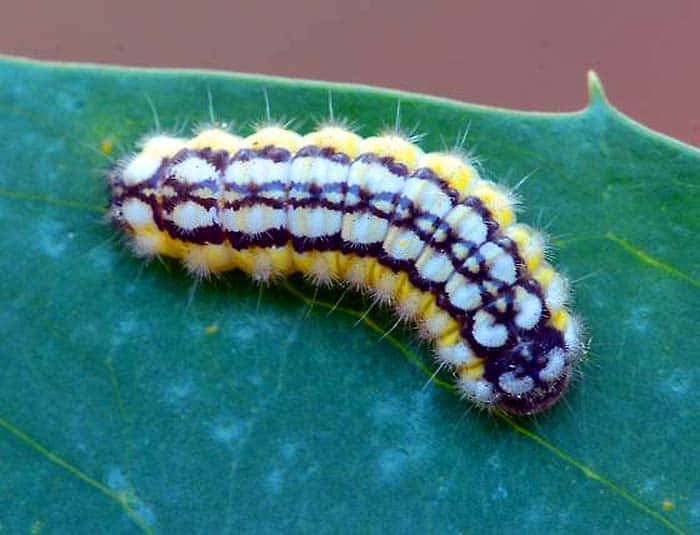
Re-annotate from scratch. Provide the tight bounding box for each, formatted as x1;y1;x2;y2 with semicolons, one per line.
107;116;582;415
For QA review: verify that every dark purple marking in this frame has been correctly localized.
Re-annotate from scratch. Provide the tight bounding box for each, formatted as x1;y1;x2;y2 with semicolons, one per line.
480;322;569;415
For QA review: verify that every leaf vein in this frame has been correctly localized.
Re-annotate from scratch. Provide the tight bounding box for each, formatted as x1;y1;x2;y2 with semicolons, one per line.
0;415;154;534
606;231;699;289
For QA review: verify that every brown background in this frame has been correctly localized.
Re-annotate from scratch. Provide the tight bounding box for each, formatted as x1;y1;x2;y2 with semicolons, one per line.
1;0;698;146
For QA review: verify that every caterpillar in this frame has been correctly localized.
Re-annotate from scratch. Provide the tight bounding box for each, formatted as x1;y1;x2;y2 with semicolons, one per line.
107;119;582;415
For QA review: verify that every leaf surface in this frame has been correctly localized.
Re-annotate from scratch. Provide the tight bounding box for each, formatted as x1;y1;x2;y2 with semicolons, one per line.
0;57;698;534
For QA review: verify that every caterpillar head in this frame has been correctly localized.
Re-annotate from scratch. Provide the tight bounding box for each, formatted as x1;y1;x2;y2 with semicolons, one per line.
492;320;581;415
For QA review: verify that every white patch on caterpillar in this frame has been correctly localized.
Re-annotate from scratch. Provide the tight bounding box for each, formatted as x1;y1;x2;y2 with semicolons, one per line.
365;162;405;195
170;157;218;184
345;161;370;207
249;159;273;185
498;371;534;396
341;213;388;244
250;158;288;185
403;178;452;217
221;205;286;234
226;159;290;194
445;206;488;245
121;198;154;228
415;249;454;283
122;154;161;186
445;274;482;311
383;228;425;260
539;347;566;382
225;161;249;186
171;201;217;230
514;286;543;330
478;242;502;263
290;157;313;185
326;161;349;184
317;160;349;184
289;207;342;238
307;157;330;185
489;253;517;284
472;310;508;348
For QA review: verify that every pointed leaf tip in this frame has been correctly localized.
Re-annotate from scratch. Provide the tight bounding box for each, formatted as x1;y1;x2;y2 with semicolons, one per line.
587;70;609;107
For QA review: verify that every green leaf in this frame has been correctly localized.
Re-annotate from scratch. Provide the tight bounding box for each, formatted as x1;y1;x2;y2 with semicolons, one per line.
0;56;697;534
